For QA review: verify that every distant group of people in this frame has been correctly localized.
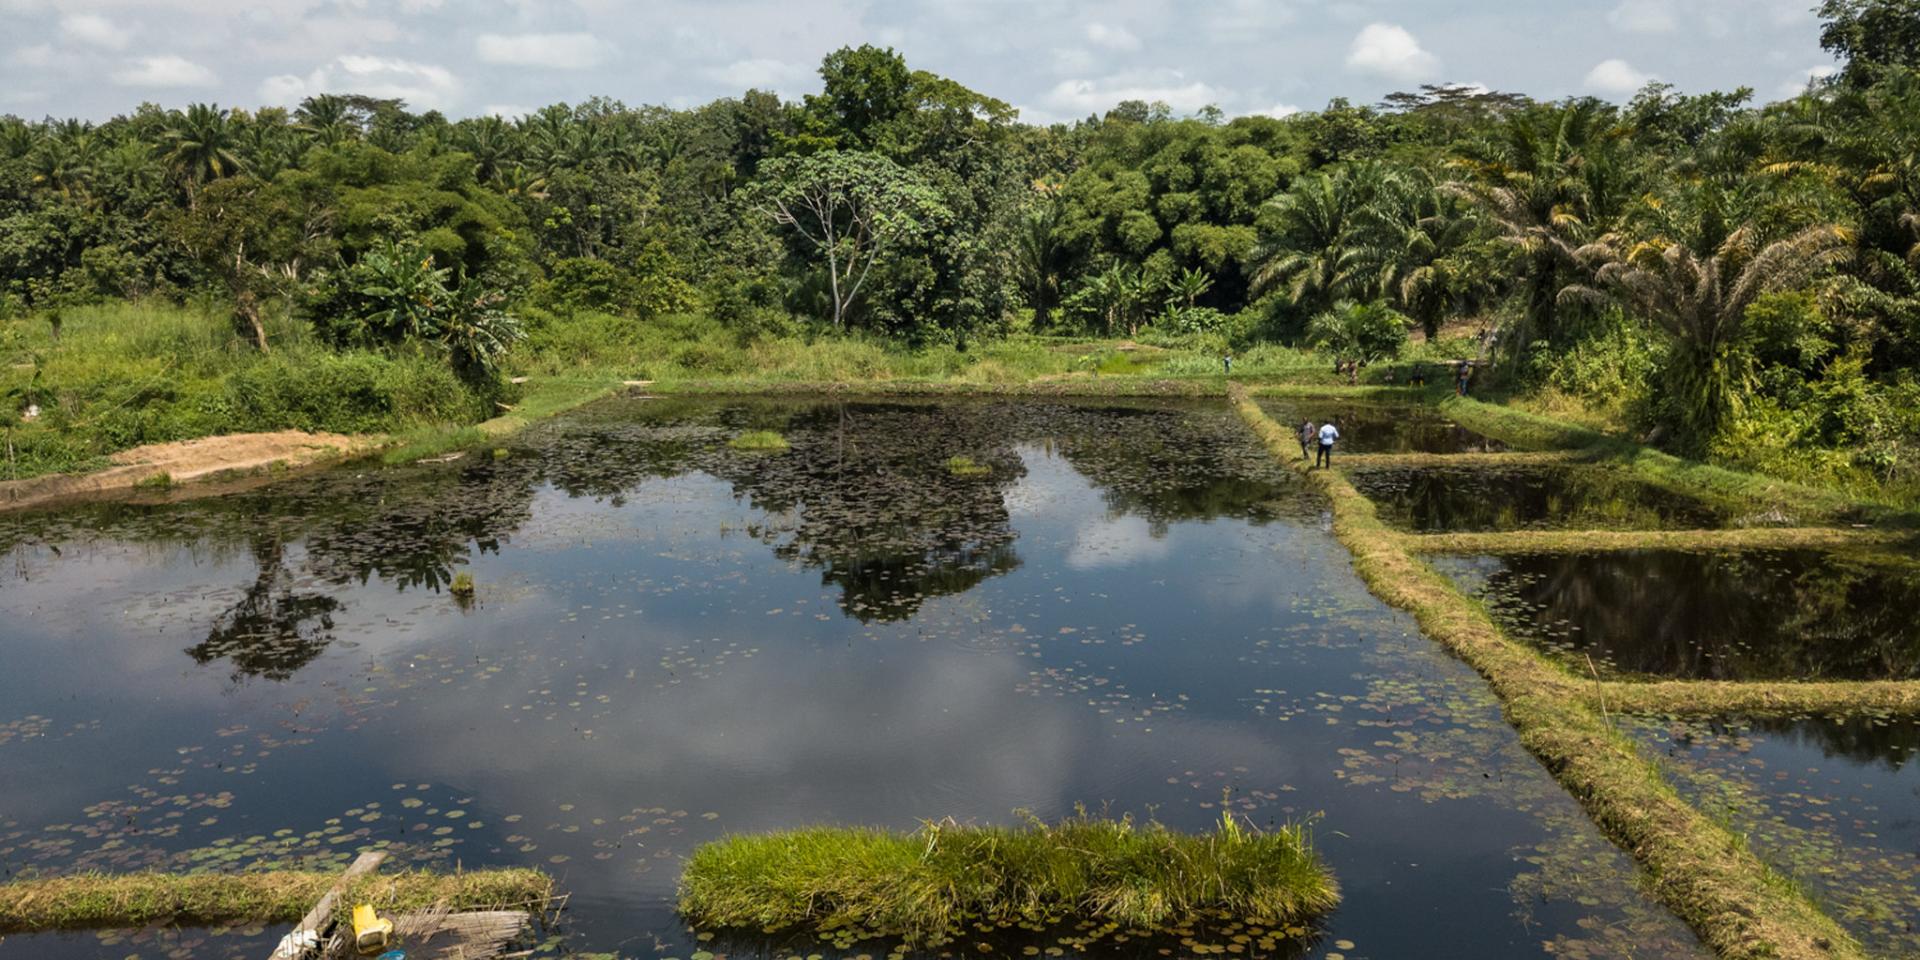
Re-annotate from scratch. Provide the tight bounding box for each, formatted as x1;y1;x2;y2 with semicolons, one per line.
1297;417;1339;468
1395;360;1477;395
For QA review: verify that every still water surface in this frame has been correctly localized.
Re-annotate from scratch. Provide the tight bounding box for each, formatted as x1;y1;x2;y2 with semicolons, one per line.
0;398;1702;959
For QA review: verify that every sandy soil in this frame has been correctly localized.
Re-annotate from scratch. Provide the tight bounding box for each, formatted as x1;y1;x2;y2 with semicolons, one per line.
0;430;381;512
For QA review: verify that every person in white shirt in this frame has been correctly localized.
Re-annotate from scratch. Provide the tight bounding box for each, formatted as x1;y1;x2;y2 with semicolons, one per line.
1315;420;1340;468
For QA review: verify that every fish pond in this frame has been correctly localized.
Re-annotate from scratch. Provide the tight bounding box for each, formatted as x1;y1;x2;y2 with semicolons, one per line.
0;398;1705;960
1347;464;1733;533
1434;549;1920;681
1630;714;1920;956
1253;400;1506;455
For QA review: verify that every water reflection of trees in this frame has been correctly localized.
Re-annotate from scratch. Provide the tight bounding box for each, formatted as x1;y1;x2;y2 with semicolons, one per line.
187;536;341;681
0;398;1306;672
1484;550;1920;681
1355;466;1727;532
1259;401;1507;455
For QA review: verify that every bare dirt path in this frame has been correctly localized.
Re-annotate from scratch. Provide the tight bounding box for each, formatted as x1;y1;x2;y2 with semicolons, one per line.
0;430;381;512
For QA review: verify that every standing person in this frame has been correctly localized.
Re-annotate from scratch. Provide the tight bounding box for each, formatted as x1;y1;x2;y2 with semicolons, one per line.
1316;420;1340;469
1297;419;1316;460
1222;351;1233;376
1456;360;1473;397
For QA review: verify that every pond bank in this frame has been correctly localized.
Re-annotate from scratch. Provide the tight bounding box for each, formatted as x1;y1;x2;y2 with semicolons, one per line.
0;867;552;932
1229;384;1865;960
0;430;379;513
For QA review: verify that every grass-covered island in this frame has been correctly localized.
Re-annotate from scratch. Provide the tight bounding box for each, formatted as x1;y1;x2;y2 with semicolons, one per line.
677;814;1338;948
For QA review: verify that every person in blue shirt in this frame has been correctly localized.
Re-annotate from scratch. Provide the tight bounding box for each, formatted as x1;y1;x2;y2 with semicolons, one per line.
1316;420;1340;468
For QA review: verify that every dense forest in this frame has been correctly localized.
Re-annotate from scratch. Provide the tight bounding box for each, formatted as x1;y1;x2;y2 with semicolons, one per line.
3;0;1920;498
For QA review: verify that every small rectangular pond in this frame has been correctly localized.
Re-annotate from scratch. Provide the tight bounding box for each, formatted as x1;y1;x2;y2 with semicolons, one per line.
1348;463;1733;532
1254;399;1507;454
1433;549;1920;680
0;398;1705;960
1630;715;1920;956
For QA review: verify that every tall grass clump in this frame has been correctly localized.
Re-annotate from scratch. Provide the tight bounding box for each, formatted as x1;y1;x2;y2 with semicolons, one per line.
728;429;789;451
677;812;1337;947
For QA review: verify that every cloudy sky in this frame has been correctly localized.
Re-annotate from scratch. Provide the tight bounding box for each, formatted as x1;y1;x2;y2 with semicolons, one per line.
0;0;1843;123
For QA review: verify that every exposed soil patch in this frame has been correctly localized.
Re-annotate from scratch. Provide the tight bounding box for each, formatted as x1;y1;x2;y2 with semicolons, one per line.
0;430;381;512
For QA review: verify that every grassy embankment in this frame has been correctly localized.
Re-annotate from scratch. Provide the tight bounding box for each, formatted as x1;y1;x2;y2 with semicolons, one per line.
1436;395;1915;525
0;867;552;932
1359;391;1920;718
1231;385;1863;960
677;814;1336;948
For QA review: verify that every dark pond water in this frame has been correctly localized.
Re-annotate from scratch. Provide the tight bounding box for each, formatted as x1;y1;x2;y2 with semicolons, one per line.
1434;550;1920;681
1631;715;1920;955
0;398;1704;960
1253;401;1506;455
1348;465;1731;533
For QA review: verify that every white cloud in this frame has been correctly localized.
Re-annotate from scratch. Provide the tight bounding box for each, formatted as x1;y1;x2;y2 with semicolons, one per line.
11;43;55;68
1085;22;1142;52
1607;0;1677;33
474;32;611;70
1049;47;1096;75
60;13;131;50
1066;515;1171;570
1583;58;1655;95
1778;64;1839;97
259;55;459;111
705;57;811;92
1255;102;1303;119
1044;70;1224;116
112;54;215;88
1345;23;1440;83
481;103;532;119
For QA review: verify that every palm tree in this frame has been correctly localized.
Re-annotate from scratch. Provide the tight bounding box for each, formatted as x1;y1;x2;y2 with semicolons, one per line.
28;131;98;199
0;119;37;161
1011;184;1064;328
1307;300;1410;366
1570;219;1853;447
159;103;246;199
1452;100;1636;353
1352;167;1496;340
294;95;358;146
456;115;519;184
1245;165;1376;316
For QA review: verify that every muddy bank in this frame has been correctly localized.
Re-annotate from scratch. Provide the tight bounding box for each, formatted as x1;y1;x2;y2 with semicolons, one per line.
0;431;380;512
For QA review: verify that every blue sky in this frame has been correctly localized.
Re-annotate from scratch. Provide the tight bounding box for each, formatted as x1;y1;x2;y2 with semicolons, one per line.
0;0;1842;122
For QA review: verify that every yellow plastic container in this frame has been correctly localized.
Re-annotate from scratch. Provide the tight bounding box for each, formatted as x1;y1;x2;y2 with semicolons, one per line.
351;903;394;955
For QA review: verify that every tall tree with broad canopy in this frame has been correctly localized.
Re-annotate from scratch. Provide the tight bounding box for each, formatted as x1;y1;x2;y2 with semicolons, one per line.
752;150;948;328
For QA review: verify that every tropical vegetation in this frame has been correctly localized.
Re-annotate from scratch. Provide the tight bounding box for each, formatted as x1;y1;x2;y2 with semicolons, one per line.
3;3;1920;500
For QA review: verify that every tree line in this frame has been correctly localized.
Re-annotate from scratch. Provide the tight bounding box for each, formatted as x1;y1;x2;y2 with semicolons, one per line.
3;0;1919;487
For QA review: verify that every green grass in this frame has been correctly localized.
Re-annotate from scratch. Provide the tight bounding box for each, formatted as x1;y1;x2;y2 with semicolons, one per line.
1440;396;1919;526
0;302;491;480
0;867;552;932
944;455;990;476
378;378;620;465
728;429;790;452
677;813;1337;947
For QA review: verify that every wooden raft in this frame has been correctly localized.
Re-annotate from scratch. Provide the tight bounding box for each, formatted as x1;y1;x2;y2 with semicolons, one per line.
268;851;535;960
